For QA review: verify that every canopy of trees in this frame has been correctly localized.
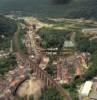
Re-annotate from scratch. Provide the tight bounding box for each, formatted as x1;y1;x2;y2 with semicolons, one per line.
75;32;97;53
0;16;17;50
75;32;97;80
0;54;17;75
40;88;64;100
0;16;17;34
38;28;70;49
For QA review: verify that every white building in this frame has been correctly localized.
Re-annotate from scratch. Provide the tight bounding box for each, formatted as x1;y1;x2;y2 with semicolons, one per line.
63;41;75;48
80;81;93;97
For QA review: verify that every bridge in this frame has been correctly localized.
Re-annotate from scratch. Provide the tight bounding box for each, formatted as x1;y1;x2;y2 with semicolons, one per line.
15;52;71;100
13;23;72;100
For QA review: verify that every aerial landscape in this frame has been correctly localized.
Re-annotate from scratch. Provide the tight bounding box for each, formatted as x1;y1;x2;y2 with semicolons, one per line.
0;0;97;100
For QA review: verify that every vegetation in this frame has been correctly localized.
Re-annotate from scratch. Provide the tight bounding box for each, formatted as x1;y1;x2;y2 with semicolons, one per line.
84;51;97;80
75;32;97;80
0;54;17;75
17;28;27;54
0;16;17;75
75;33;90;52
39;20;97;99
0;15;17;50
17;95;34;100
63;83;78;100
75;32;97;53
0;16;17;74
40;88;64;100
46;64;57;77
39;21;97;99
38;19;97;49
38;27;70;49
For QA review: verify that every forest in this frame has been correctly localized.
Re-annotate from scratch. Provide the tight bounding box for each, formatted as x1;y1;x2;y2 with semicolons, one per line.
0;16;17;50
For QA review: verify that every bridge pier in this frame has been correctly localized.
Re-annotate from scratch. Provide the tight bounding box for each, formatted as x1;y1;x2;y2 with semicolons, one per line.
36;68;40;78
41;72;44;80
46;78;50;87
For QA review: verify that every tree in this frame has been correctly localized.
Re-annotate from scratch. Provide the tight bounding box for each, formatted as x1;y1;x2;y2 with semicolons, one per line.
38;28;70;49
45;64;56;77
84;51;97;80
89;39;97;53
76;36;90;52
52;0;71;4
0;54;17;75
40;88;64;100
0;15;17;50
63;83;78;100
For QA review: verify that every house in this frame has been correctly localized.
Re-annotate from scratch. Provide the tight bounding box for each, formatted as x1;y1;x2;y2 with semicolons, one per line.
82;28;97;36
39;56;49;69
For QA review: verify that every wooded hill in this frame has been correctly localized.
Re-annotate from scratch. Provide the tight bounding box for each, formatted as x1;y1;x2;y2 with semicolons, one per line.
0;0;97;19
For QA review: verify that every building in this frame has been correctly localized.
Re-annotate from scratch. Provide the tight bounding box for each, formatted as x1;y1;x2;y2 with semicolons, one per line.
39;56;49;69
55;58;71;84
63;41;75;48
56;63;62;80
82;28;97;36
80;81;93;97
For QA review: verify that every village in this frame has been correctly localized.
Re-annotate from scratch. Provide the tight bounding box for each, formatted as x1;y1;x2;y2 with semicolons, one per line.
0;16;97;100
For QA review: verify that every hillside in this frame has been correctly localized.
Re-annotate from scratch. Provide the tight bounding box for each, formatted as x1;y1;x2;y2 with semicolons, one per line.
0;0;97;18
0;16;17;50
